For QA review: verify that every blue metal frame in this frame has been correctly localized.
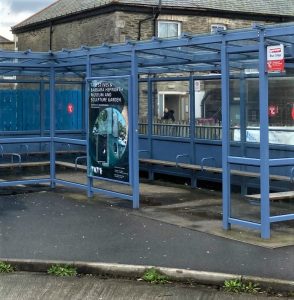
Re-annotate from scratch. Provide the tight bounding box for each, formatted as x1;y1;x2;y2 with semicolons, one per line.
258;28;271;239
0;22;294;237
221;37;231;231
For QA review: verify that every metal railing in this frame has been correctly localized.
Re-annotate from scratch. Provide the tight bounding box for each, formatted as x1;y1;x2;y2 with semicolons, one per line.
138;119;222;140
139;120;294;143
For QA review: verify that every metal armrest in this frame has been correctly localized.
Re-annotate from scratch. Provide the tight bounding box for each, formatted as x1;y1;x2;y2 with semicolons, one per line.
75;156;87;171
176;154;190;167
201;157;216;171
11;153;22;167
290;167;294;184
20;144;29;158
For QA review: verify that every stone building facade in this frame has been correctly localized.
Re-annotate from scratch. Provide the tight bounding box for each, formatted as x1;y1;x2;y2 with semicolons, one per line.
0;36;14;51
13;12;283;51
12;1;294;52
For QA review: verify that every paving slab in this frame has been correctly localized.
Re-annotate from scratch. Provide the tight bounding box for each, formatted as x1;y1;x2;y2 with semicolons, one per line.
0;273;285;300
133;185;294;249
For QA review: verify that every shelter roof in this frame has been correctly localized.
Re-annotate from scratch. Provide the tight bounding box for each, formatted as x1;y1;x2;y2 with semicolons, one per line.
13;0;294;31
2;23;294;79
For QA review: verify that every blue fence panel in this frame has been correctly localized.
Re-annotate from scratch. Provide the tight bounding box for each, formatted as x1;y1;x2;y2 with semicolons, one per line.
0;89;82;131
0;90;17;131
18;90;40;130
45;89;82;130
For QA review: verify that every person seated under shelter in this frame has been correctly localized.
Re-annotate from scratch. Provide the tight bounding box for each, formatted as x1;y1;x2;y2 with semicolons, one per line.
162;108;175;122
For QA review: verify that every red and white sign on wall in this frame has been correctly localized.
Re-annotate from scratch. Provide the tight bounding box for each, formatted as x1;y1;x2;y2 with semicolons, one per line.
67;103;74;114
267;44;285;73
268;105;279;117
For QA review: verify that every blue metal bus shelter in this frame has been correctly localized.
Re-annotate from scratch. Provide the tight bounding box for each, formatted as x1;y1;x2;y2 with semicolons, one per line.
0;23;294;239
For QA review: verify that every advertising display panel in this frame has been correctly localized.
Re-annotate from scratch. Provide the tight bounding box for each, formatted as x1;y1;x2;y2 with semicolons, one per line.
88;77;129;183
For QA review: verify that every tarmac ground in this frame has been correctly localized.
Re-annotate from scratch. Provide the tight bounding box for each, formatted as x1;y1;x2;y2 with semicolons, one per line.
0;175;293;281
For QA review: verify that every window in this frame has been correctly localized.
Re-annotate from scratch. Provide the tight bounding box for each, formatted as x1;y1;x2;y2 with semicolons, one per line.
211;24;227;34
158;21;181;38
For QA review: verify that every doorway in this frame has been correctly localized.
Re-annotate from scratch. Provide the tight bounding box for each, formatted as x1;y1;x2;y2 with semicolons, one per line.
158;92;189;121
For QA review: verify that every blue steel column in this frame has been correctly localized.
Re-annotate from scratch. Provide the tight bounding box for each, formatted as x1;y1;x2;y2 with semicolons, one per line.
131;49;140;208
49;67;56;188
85;55;93;197
258;29;270;239
147;76;154;180
189;75;197;188
221;38;231;230
240;72;247;196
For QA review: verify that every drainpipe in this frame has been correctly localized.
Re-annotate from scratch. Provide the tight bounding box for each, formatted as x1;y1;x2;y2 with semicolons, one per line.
138;0;162;40
153;0;162;37
49;22;53;50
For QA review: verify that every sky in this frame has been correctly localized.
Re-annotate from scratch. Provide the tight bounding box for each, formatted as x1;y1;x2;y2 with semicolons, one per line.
0;0;56;40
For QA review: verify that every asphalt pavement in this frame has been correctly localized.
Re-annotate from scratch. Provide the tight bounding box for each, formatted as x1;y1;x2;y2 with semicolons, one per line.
0;186;293;282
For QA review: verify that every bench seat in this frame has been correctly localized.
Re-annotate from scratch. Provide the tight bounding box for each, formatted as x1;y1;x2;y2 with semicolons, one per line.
245;191;294;201
139;158;290;181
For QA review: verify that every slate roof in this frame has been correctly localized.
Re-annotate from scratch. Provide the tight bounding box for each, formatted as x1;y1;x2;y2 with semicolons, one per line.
0;35;13;43
13;0;294;30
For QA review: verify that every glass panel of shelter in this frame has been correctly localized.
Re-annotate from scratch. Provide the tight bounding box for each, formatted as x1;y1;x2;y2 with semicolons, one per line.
44;77;86;186
152;80;190;138
0;81;51;182
228;52;262;225
138;81;148;135
267;56;294;221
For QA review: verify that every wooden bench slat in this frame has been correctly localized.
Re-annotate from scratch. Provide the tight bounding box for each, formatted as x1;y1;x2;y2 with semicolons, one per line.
246;191;294;201
139;158;290;181
0;161;86;170
55;161;87;171
0;161;50;168
139;158;176;167
0;157;291;182
177;163;202;171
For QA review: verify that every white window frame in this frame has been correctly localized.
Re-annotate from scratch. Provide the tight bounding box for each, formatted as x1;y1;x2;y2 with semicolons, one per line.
157;91;187;119
157;21;181;38
210;24;227;34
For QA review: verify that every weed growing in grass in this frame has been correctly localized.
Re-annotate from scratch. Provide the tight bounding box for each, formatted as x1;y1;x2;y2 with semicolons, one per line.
47;264;77;277
223;279;260;294
223;279;243;293
0;262;14;273
142;268;169;284
242;281;261;294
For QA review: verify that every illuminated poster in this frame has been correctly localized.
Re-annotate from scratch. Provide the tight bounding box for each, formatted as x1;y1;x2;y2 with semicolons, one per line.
88;78;129;182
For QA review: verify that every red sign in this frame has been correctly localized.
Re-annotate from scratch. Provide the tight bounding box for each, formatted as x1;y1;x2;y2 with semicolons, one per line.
268;105;279;117
67;103;74;114
292;107;294;120
267;45;285;73
267;60;285;72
